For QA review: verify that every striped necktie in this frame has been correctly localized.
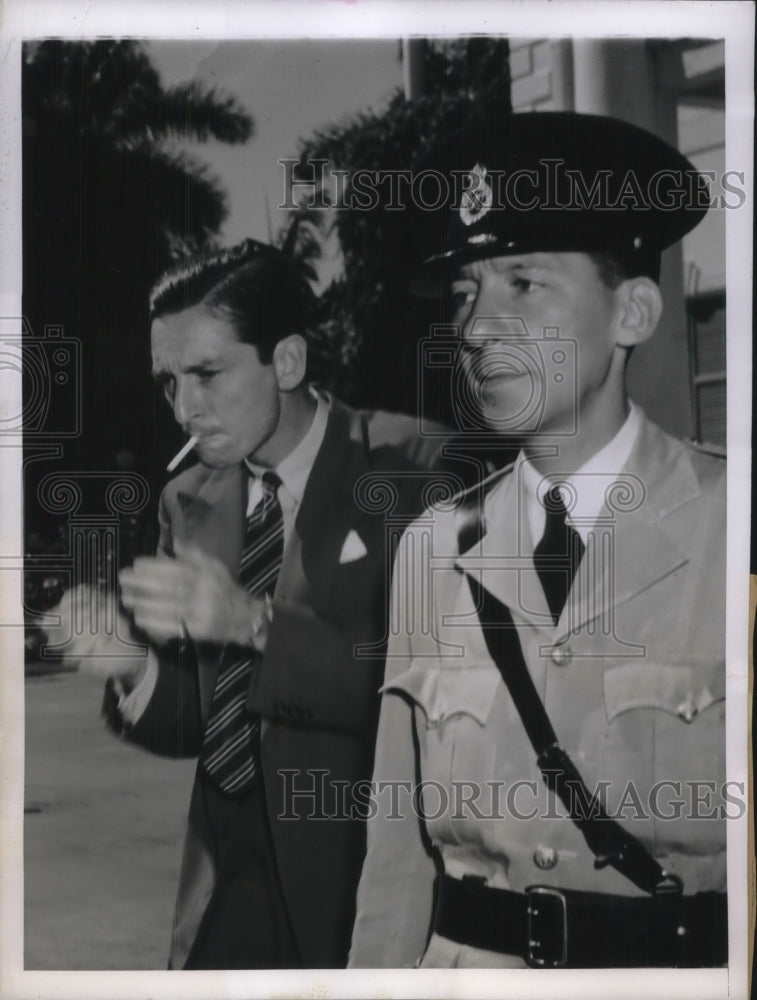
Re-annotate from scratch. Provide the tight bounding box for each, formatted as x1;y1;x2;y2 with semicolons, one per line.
200;470;284;796
533;484;585;625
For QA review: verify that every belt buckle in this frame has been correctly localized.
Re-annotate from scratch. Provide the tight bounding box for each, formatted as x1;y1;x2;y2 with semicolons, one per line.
526;886;568;968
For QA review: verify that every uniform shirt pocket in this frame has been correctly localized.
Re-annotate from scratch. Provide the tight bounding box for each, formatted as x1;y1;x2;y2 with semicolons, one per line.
382;659;501;728
603;660;724;724
382;658;503;795
599;659;726;856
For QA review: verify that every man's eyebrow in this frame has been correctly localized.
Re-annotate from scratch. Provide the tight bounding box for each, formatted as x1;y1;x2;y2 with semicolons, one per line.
152;358;221;378
186;361;221;373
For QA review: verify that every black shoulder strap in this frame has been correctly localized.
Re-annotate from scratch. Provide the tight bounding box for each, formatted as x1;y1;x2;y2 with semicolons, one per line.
455;479;488;555
456;489;672;896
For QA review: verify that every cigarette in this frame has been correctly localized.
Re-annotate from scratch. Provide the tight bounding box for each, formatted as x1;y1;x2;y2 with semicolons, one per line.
167;435;198;472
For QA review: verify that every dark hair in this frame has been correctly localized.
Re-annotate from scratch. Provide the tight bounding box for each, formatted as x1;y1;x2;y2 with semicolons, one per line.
587;251;634;290
149;239;312;363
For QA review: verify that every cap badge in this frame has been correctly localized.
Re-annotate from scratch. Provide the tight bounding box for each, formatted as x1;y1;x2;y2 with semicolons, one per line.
460;163;493;227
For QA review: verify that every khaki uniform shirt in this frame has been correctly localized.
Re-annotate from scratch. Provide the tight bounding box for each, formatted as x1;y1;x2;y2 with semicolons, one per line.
349;413;726;968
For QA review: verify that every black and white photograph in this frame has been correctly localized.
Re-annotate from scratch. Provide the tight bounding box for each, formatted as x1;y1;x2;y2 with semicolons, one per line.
0;2;753;998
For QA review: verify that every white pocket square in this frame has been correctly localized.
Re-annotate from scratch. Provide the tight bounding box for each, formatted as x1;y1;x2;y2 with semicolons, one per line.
339;529;368;564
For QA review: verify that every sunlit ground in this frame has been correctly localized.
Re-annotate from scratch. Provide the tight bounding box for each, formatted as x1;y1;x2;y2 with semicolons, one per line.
24;670;195;970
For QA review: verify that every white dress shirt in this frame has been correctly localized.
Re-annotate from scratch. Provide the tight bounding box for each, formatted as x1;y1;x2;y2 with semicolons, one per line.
519;402;642;547
245;389;329;544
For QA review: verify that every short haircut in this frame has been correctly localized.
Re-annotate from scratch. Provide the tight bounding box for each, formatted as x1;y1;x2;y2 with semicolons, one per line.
587;250;663;289
587;251;634;290
149;239;312;363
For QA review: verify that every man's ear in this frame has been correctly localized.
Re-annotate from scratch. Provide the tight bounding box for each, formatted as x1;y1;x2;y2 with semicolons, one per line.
272;334;308;391
614;277;663;348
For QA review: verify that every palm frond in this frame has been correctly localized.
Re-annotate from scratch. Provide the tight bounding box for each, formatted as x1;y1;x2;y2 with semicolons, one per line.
111;140;229;237
150;82;253;144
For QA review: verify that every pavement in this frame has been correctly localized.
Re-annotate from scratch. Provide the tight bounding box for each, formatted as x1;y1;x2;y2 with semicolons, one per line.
24;670;196;970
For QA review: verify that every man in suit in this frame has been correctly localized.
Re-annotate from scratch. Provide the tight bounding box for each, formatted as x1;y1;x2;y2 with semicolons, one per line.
349;113;727;968
54;239;449;969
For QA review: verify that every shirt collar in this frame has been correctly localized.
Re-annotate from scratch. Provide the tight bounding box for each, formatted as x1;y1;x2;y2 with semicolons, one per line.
520;402;642;544
244;389;329;514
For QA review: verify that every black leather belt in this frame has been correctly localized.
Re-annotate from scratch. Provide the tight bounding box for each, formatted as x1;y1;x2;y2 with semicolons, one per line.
434;874;727;967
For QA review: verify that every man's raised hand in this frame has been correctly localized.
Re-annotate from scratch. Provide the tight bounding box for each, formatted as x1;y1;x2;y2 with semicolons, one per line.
119;543;268;650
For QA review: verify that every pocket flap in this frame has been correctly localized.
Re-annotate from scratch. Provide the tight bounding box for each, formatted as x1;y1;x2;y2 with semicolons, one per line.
603;660;724;724
382;659;501;726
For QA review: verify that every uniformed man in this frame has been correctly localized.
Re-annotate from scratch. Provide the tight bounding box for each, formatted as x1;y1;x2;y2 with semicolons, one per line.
348;112;727;969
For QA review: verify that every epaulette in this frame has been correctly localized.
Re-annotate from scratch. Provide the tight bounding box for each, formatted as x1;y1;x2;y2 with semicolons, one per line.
685;438;726;460
453;460;515;554
451;458;515;506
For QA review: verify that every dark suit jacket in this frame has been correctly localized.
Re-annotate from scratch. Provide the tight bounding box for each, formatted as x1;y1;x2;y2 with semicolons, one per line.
108;398;451;968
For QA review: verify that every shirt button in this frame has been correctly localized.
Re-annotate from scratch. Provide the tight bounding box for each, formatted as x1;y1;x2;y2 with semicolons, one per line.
550;643;572;668
533;845;559;870
676;695;698;723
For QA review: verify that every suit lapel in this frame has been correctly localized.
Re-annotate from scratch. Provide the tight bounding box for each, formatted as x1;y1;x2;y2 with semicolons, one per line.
175;466;245;716
284;398;369;613
176;465;246;577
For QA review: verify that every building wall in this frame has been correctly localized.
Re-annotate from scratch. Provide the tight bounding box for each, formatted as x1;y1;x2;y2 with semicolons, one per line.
509;38;560;110
507;37;725;442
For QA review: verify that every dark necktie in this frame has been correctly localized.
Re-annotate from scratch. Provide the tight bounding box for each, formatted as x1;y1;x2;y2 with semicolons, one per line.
200;470;284;796
532;484;585;625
